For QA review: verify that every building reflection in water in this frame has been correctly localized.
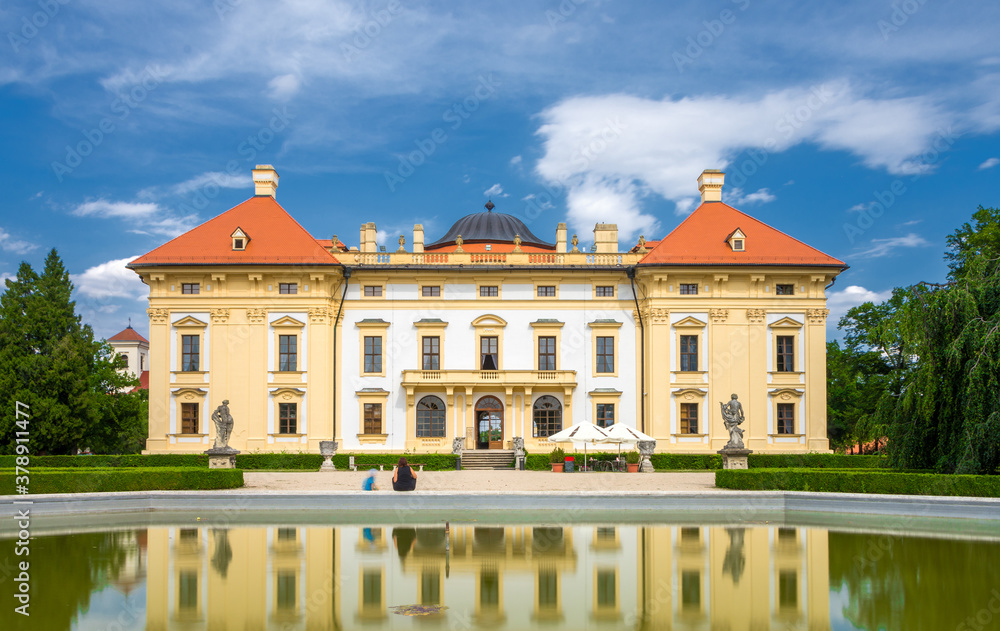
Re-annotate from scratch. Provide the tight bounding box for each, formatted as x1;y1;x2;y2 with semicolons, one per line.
137;523;832;630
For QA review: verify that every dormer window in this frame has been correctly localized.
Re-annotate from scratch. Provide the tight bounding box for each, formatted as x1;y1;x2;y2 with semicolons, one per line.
727;228;746;252
231;227;249;251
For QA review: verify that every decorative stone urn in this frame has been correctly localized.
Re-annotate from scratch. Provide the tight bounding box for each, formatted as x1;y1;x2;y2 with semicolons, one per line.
638;440;656;473
512;437;526;471
319;440;338;471
452;437;465;455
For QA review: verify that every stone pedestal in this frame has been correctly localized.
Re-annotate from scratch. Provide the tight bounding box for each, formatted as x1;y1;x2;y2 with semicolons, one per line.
638;440;656;473
209;455;236;469
206;446;239;469
319;440;338;471
718;448;753;469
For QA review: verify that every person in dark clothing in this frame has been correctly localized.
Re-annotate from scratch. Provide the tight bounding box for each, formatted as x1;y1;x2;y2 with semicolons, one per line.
392;457;418;491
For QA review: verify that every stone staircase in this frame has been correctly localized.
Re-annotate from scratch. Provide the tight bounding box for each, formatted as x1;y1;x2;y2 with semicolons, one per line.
460;450;515;470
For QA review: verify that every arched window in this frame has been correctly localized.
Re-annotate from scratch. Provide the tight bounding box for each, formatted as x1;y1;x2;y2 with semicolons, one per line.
533;396;562;438
416;396;446;437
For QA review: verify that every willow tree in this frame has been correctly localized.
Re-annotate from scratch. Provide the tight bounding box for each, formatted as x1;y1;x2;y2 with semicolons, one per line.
879;254;1000;474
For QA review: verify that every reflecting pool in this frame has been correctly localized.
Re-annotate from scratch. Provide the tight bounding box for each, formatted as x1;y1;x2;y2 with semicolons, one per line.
1;523;998;630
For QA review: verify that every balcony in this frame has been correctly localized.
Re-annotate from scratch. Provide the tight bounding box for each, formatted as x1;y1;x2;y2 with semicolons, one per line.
402;369;577;390
349;251;639;267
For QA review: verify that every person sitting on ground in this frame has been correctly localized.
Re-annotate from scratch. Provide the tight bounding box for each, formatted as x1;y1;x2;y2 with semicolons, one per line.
392;457;418;491
362;468;378;491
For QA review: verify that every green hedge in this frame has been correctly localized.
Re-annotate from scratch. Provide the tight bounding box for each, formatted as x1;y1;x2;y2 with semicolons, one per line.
748;454;887;469
0;467;244;495
715;468;1000;497
0;453;459;471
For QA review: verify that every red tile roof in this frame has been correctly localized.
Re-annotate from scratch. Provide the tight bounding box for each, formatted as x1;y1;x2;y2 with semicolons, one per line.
108;326;149;344
315;238;348;251
136;370;149;392
639;202;846;268
129;196;340;267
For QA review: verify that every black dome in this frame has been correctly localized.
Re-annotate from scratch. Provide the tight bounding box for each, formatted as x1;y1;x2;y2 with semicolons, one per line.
427;203;554;248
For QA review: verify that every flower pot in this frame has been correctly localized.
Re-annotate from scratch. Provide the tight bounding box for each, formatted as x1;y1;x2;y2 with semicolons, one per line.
626;462;639;473
551;463;564;472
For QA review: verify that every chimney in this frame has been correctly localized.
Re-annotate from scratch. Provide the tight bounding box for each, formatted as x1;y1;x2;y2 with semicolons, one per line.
413;224;424;253
556;223;567;253
593;223;618;253
698;169;724;204
252;164;279;198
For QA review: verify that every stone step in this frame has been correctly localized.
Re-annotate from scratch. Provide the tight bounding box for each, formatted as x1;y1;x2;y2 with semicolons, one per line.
460;450;516;470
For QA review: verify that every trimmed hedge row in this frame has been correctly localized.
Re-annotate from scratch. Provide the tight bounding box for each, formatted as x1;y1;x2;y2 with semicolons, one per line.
0;453;459;471
748;454;886;469
715;468;1000;497
1;467;244;495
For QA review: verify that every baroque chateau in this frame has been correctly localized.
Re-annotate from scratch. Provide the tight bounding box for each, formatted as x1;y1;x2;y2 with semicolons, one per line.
129;166;845;455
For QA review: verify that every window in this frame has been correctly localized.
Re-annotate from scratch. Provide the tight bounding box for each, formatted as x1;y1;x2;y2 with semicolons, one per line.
279;283;297;294
416;396;446;438
181;335;200;371
277;528;296;541
181;283;200;294
596;336;614;373
595;285;615;297
681;527;700;544
776;335;795;372
596;403;614;428
363;403;382;434
233;238;245;250
364;336;382;373
532;396;562;438
421;286;440;297
536;285;556;297
362;570;382;608
777;403;795;434
680;283;698;295
538;569;558;609
779;570;798;608
680;403;698;434
538;336;556;370
278;335;297;371
140;354;144;370
179;571;198;611
680;335;698;371
421;570;441;606
479;285;498;297
776;284;795;295
115;353;129;369
279;402;297;434
422;336;440;370
732;238;744;251
596;570;616;609
480;336;498;370
277;572;296;610
681;571;701;610
364;285;382;297
181;402;198;434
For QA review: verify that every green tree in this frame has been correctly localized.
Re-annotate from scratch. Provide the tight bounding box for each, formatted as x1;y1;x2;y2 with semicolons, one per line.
945;205;1000;280
826;340;891;451
0;250;145;454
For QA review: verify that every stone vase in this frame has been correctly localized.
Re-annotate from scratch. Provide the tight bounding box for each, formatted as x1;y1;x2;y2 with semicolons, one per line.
319;440;337;471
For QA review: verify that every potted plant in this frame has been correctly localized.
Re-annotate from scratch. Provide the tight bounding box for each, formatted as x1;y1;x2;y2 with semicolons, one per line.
549;447;566;472
626;450;641;472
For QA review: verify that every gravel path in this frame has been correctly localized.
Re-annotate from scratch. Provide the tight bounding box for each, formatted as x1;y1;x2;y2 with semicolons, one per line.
243;469;719;492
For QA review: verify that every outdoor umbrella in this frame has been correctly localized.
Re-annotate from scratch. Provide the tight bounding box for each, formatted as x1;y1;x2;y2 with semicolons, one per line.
600;423;655;465
547;422;610;471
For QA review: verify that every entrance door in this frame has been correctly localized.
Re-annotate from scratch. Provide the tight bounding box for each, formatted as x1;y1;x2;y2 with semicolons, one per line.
475;396;504;449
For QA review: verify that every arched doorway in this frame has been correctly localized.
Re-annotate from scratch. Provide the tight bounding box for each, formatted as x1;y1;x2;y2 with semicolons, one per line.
475;396;504;450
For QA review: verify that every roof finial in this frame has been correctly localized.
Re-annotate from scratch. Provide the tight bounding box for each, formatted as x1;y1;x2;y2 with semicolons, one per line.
128;317;132;329
485;200;495;212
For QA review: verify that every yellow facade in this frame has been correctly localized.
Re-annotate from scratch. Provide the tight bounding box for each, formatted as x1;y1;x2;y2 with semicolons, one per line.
132;167;843;454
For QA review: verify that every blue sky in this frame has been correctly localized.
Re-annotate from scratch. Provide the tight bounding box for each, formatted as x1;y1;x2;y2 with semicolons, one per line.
1;0;998;340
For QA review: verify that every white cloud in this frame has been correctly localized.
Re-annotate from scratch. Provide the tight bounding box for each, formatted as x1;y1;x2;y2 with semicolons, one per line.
979;157;1000;170
73;256;147;301
484;183;508;198
535;82;950;240
171;172;252;196
72;199;197;238
827;285;894;328
725;187;776;206
509;155;522;166
73;200;161;219
268;74;301;101
852;233;930;258
0;228;39;255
